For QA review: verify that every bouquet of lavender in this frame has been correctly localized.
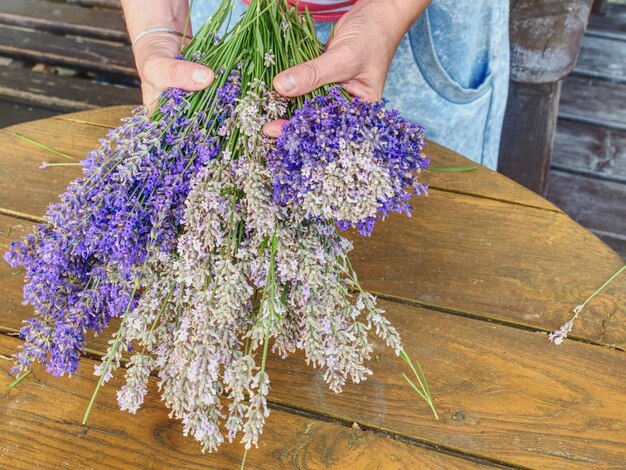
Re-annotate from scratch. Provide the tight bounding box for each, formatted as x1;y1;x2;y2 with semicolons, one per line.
5;0;435;456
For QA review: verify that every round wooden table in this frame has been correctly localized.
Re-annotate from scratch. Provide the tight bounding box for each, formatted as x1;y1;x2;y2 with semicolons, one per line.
1;108;625;469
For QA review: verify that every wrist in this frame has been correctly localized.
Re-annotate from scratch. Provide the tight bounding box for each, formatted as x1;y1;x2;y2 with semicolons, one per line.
121;0;191;40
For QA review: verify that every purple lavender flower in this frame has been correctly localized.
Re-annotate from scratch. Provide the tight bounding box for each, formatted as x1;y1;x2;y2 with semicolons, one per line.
268;87;430;236
4;74;242;378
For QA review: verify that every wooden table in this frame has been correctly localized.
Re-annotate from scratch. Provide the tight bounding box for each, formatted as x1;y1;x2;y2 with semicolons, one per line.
1;108;625;469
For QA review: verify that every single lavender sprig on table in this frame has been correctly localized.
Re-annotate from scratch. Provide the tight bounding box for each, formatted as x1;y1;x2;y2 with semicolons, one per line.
549;264;626;345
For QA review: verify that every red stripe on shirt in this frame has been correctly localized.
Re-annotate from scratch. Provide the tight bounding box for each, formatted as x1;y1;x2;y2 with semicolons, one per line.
241;0;356;22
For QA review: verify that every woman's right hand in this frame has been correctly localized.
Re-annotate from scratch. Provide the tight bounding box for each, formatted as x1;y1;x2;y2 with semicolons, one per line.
133;33;215;112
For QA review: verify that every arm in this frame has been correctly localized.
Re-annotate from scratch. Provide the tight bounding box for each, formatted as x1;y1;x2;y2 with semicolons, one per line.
121;0;214;111
266;0;430;135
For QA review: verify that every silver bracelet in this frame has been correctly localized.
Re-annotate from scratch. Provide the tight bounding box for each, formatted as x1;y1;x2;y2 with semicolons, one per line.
131;27;191;49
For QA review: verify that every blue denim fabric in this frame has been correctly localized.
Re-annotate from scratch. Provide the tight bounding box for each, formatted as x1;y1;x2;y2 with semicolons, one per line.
191;1;509;169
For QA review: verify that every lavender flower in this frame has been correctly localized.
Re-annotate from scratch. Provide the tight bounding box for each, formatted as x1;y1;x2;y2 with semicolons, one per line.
549;304;583;345
268;87;430;236
4;73;242;378
548;320;574;346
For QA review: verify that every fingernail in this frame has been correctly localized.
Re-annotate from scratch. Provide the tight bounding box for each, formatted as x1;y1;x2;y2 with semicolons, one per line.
192;67;212;85
275;72;296;93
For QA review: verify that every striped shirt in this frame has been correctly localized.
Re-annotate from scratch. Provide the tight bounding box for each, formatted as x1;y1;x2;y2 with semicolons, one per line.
242;0;357;22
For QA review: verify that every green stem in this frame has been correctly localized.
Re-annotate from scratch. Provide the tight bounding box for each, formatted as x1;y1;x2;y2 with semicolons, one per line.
82;270;144;425
41;162;83;168
578;264;626;312
240;447;249;470
13;133;76;160
343;250;437;418
7;369;31;389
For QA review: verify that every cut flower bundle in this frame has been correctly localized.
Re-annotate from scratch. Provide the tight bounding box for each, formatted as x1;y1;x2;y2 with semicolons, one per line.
5;0;435;454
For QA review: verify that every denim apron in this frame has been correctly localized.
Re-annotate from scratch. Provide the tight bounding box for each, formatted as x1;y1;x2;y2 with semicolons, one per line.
191;1;510;170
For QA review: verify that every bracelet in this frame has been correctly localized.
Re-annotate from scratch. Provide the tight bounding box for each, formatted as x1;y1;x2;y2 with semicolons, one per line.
131;27;192;49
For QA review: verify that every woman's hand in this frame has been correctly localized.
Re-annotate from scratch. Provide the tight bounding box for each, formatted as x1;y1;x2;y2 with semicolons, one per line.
121;0;214;112
133;33;214;112
264;0;430;137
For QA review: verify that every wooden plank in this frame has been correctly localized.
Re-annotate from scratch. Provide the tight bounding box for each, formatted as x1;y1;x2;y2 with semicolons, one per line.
3;293;626;468
547;170;626;244
0;99;57;127
2;119;626;346
0;25;137;80
574;34;626;83
0;335;483;470
426;139;560;212
594;229;626;261
588;4;626;40
0;0;128;42
2;178;625;350
0;66;141;113
559;75;626;131
348;191;626;347
552;120;626;184
264;302;626;469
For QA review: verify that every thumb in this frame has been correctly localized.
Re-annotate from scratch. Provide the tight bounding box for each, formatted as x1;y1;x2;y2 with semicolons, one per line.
273;51;356;97
145;57;215;92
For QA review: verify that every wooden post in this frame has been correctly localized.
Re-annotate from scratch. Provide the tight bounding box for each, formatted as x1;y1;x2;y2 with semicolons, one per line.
592;0;608;15
497;81;562;195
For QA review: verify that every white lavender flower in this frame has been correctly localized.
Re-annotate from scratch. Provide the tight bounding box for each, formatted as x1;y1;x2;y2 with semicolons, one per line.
117;353;155;413
263;50;275;68
548;318;575;345
300;138;395;225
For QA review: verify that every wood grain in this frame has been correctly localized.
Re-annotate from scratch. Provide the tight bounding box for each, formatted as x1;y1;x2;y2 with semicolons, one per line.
553;120;626;184
559;75;626;131
3;297;626;469
264;301;626;469
0;66;141;113
547;170;626;241
588;3;626;40
347;195;626;347
0;336;482;470
0;0;128;42
574;35;626;83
